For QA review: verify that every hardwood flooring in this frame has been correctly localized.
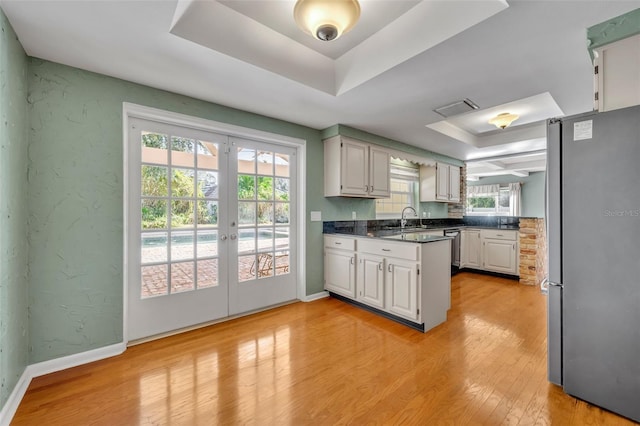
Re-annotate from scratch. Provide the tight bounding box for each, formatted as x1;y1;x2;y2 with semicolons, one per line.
12;272;637;425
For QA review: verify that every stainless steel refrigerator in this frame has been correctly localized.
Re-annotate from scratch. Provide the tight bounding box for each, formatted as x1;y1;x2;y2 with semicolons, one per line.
547;104;640;422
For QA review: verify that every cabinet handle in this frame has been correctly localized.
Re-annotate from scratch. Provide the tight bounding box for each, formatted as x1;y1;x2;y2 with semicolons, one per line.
334;242;342;245
378;263;383;271
365;185;369;192
382;248;391;252
350;257;355;265
371;186;374;192
388;264;393;273
513;244;516;251
496;234;504;237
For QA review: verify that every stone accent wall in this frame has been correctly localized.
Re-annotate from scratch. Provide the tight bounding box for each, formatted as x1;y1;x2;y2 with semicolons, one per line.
448;163;467;218
519;218;547;286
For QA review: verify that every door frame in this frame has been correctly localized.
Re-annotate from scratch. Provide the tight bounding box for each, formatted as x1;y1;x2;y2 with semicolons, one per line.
122;102;307;344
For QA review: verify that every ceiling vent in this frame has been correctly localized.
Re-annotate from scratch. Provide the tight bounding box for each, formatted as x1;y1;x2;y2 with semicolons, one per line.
434;98;480;118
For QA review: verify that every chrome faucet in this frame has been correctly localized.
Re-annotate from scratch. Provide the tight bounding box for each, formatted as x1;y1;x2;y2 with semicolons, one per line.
401;206;417;231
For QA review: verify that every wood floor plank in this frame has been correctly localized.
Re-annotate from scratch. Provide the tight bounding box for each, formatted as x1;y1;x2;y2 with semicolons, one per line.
11;272;638;425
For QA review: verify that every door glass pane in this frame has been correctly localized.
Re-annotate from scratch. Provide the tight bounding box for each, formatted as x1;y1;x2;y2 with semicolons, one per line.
238;202;256;225
275;227;289;251
197;141;218;170
171;231;194;261
257;228;274;252
257;177;273;200
258;202;274;225
257;253;274;278
141;132;169;165
142;166;168;196
171;200;194;228
197;171;218;198
171;261;195;293
172;168;195;197
197;200;218;227
142;232;168;264
275;251;290;276
257;151;274;175
141;264;168;298
238;255;256;282
142;199;167;230
197;230;218;258
275;203;289;225
238;148;255;174
274;154;289;177
171;137;195;168
238;175;256;200
197;259;218;288
238;229;256;254
275;178;289;201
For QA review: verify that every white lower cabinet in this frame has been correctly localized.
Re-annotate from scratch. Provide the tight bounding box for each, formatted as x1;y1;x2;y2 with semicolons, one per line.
460;229;481;268
385;258;419;321
324;236;356;298
356;253;385;309
324;235;451;332
480;229;518;275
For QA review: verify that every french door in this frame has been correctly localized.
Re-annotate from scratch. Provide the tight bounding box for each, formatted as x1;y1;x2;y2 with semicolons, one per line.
127;117;297;341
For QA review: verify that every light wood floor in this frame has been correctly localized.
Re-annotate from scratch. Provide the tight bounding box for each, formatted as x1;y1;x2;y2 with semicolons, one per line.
12;272;637;425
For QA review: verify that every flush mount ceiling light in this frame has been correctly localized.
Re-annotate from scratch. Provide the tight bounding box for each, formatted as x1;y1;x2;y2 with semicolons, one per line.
293;0;361;42
489;112;520;129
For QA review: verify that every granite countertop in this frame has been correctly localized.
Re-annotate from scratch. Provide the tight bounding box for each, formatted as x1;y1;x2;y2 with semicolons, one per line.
324;222;521;244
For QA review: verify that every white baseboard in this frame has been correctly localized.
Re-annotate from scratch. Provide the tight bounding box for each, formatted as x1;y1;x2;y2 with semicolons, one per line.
27;342;126;379
0;369;31;426
303;291;329;302
0;342;125;426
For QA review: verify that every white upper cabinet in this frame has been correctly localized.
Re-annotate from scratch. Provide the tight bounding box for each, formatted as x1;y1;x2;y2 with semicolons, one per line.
324;136;390;198
368;145;391;197
420;162;461;203
594;34;640;112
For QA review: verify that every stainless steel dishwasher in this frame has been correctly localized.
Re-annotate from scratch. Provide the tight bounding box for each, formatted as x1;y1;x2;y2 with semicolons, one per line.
444;229;461;269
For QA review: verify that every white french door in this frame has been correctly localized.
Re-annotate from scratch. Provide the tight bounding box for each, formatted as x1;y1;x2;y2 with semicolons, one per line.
127;117;297;341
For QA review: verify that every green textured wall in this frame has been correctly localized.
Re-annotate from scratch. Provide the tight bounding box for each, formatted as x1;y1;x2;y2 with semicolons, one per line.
0;8;29;410
26;59;330;363
467;171;546;218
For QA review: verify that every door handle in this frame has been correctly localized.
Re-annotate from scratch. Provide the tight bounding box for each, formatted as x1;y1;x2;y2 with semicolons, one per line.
230;234;237;240
220;234;228;241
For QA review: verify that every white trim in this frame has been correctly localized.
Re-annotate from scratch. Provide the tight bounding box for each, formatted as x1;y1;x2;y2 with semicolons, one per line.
302;291;329;302
26;343;126;379
0;369;30;426
122;102;307;343
0;343;125;426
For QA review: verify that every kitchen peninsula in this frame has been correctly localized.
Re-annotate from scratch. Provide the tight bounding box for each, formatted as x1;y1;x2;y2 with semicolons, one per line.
323;224;452;333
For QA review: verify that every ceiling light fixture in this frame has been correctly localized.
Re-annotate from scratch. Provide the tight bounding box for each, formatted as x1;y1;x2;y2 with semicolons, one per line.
489;112;519;129
293;0;361;42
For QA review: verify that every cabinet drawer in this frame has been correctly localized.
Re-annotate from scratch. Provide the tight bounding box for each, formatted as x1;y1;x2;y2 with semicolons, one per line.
481;229;517;241
358;239;420;261
324;235;356;251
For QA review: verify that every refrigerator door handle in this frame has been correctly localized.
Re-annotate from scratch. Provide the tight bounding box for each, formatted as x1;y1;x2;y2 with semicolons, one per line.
548;281;564;288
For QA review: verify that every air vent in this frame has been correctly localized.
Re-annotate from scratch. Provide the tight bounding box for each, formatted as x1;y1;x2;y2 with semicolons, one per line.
434;98;480;118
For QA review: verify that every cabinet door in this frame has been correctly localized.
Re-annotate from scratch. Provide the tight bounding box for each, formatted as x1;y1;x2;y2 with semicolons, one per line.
467;231;481;268
386;259;419;321
448;166;460;202
340;139;368;196
357;254;385;309
435;163;450;201
368;146;390;198
324;249;356;298
483;239;517;274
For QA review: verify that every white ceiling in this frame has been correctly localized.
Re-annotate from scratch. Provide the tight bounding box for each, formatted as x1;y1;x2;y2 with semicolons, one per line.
2;0;639;177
